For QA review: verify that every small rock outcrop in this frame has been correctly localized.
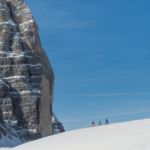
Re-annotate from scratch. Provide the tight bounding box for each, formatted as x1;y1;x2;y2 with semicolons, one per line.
0;0;54;143
52;113;65;134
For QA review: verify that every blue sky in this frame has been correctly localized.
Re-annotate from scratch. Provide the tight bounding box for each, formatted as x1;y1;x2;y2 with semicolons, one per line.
26;0;150;130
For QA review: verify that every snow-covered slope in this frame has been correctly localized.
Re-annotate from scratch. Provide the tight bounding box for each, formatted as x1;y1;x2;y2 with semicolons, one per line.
12;119;150;150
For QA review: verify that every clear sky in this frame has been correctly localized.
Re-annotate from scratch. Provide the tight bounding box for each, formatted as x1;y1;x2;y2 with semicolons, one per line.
26;0;150;130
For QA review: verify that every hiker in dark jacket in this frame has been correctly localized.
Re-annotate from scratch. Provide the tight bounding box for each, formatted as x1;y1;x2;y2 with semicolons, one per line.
91;121;96;127
105;118;109;125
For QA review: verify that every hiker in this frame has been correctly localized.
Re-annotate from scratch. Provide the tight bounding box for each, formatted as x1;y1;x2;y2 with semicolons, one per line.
91;121;96;127
98;121;102;126
105;118;109;125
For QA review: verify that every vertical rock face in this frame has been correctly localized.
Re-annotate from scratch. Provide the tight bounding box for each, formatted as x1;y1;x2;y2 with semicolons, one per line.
0;0;54;141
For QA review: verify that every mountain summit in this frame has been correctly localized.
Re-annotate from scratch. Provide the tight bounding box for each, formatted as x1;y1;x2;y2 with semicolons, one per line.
0;0;54;143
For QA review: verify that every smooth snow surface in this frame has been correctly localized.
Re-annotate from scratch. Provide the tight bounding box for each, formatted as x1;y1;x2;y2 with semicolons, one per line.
13;119;150;150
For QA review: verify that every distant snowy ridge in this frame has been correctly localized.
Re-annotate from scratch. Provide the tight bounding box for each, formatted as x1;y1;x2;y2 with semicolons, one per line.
11;119;150;150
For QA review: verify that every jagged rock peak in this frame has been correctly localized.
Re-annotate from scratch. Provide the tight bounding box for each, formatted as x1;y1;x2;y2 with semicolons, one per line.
0;0;54;142
52;113;65;135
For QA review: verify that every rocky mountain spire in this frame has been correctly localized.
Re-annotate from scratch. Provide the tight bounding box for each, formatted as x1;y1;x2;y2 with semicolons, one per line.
0;0;54;141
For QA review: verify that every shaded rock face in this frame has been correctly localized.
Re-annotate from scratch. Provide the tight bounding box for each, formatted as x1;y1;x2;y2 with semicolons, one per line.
0;0;54;141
